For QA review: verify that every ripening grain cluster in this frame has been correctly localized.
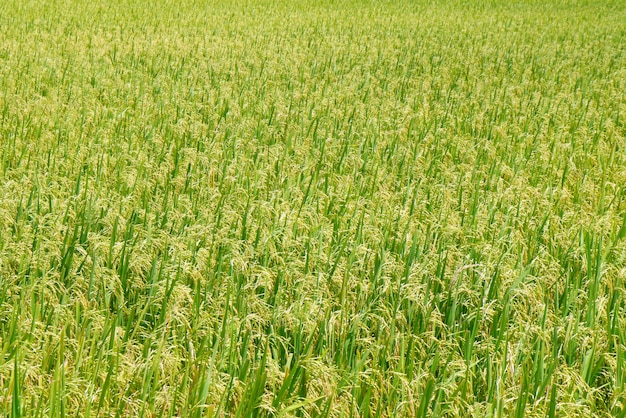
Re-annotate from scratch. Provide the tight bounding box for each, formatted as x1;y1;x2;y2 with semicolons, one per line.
1;0;626;416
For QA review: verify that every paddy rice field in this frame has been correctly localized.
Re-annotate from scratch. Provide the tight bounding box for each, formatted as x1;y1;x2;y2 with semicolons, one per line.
1;0;626;416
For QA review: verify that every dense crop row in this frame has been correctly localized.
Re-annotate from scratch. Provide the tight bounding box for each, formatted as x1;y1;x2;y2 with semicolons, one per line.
1;0;626;416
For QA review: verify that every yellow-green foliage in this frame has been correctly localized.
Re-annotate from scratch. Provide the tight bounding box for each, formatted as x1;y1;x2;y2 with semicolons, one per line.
1;0;626;416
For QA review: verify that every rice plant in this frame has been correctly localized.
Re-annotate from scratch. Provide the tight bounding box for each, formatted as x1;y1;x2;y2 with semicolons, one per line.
1;0;626;416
